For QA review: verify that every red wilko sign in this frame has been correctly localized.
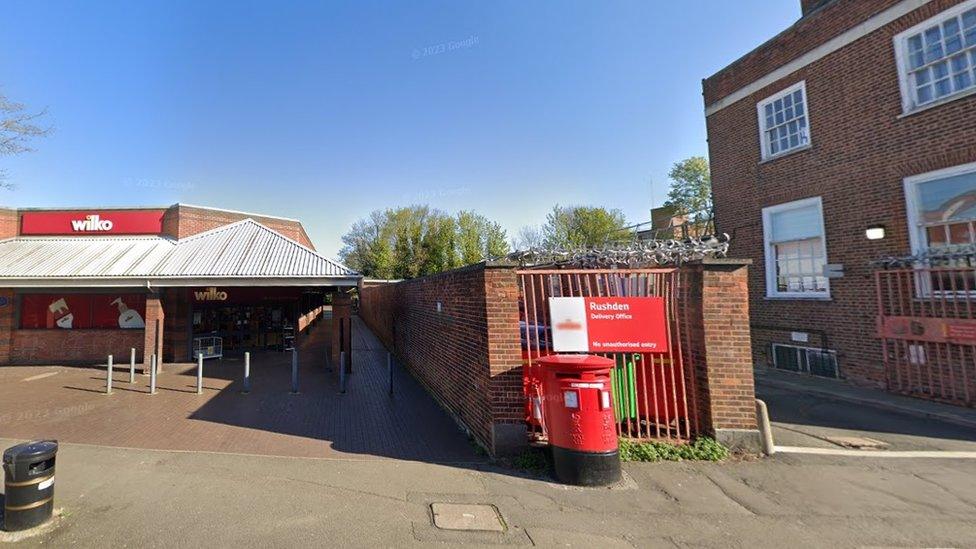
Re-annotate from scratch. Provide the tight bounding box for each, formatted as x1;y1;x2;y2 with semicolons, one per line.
549;297;669;353
20;210;166;236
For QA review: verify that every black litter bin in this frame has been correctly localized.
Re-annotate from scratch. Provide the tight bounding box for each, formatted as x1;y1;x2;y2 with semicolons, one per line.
3;440;58;532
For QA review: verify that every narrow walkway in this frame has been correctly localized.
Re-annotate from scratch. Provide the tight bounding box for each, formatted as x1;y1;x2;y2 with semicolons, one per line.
0;318;484;463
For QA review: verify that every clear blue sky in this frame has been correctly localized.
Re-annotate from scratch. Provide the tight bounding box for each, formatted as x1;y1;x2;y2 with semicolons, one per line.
1;1;799;256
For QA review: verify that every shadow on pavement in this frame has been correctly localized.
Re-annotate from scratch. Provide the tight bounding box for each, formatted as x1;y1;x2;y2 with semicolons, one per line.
756;372;976;446
183;316;489;465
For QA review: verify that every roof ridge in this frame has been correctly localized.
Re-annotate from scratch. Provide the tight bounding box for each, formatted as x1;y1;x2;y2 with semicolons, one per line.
230;219;358;275
175;218;358;276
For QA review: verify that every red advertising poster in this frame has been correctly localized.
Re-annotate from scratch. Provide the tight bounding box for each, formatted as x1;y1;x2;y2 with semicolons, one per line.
549;297;669;353
20;210;165;235
20;294;146;329
21;295;93;329
91;295;147;329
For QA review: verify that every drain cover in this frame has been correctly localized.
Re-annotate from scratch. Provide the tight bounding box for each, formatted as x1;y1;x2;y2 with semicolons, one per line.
825;436;889;449
430;503;504;532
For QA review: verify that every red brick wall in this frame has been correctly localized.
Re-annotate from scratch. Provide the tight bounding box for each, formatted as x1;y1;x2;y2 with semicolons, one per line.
162;204;316;249
330;293;352;367
144;295;164;368
703;0;902;104
484;268;524;429
0;289;14;364
704;0;976;389
0;209;17;240
681;262;759;437
359;264;524;455
362;262;760;452
801;0;832;16
0;291;146;365
8;330;144;365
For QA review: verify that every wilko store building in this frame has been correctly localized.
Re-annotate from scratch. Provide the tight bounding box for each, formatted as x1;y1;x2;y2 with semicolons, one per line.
0;204;360;367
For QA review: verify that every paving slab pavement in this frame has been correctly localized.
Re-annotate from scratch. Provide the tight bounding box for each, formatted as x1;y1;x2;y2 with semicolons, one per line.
4;437;976;548
4;325;976;546
0;319;481;463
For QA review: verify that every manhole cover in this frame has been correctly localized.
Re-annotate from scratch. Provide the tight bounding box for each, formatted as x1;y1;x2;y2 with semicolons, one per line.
824;436;889;449
430;503;504;532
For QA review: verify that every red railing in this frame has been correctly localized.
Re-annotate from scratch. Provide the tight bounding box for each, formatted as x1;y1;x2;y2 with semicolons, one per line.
876;267;976;406
517;268;698;443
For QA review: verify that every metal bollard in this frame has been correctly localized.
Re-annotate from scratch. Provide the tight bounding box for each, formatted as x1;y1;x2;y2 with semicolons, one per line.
388;352;393;396
339;350;347;394
290;348;299;394
149;354;157;394
196;354;204;394
243;352;251;393
106;355;113;394
129;348;136;383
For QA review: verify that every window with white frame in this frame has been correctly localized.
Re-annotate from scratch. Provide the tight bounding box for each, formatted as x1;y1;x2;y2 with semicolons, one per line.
757;81;810;160
762;197;829;298
904;161;976;272
895;0;976;113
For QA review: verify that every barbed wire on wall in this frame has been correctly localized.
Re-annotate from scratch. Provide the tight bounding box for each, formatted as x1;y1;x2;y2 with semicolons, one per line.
871;243;976;269
504;234;731;269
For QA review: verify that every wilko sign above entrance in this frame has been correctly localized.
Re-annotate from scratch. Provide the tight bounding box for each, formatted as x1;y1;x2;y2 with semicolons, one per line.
549;297;669;353
194;287;229;301
20;210;166;236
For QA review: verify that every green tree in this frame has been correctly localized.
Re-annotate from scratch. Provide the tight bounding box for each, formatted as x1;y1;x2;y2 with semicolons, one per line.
339;211;394;278
482;219;509;259
456;210;510;262
1;92;51;189
339;206;510;278
419;212;457;275
456;211;485;265
664;156;713;231
542;205;628;249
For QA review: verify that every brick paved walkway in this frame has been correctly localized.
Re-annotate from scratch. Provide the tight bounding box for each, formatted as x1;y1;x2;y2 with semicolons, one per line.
0;317;484;463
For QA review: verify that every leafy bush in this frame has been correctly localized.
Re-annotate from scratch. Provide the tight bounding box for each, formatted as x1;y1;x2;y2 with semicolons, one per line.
618;437;729;462
511;447;551;474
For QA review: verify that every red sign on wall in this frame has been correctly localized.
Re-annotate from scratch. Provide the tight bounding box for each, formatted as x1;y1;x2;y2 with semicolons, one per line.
20;294;147;329
20;210;166;236
878;315;976;345
549;297;669;353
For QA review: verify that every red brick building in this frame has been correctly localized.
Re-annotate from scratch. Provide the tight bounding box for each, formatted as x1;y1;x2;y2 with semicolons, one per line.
0;204;359;367
704;1;976;394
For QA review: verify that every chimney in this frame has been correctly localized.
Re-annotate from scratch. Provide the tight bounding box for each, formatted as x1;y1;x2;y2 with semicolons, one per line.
801;0;831;16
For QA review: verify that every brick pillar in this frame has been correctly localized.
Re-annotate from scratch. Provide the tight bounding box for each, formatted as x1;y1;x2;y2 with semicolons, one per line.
683;259;760;452
0;208;18;239
484;265;526;456
0;289;14;365
143;294;165;370
331;292;352;368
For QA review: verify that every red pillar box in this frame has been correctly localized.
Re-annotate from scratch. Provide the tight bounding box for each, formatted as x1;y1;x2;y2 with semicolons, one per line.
539;354;621;486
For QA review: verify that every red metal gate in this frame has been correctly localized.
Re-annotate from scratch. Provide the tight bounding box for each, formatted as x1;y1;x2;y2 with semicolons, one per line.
876;267;976;406
517;268;698;442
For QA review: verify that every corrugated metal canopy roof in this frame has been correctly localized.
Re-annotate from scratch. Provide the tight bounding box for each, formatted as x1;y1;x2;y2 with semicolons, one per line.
0;219;359;287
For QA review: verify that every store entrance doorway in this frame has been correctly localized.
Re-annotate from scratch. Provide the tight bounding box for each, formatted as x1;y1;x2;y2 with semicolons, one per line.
188;287;327;358
192;303;297;355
